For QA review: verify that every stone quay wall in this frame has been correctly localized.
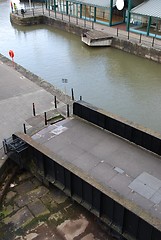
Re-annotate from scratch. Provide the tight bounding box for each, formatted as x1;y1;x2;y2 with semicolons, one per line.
111;38;161;63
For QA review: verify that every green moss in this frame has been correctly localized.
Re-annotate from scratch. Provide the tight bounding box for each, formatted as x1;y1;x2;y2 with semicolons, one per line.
47;114;64;124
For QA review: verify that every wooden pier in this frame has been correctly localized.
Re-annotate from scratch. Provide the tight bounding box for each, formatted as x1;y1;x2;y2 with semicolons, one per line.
81;30;113;46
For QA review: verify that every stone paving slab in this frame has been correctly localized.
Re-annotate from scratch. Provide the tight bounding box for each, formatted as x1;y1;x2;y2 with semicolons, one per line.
57;215;89;240
15;181;35;195
15;194;33;208
2;204;19;218
27;199;50;218
27;185;49;199
5;191;17;204
4;206;34;230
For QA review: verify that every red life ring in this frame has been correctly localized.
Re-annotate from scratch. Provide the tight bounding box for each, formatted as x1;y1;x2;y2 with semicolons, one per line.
9;50;14;58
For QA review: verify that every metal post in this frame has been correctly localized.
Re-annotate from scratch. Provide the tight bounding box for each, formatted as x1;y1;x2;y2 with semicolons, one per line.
66;104;69;117
32;103;36;116
54;0;56;17
84;19;86;27
62;78;68;104
3;139;7;154
66;0;69;15
128;31;129;40
80;4;82;18
71;88;74;101
44;112;47;125
117;28;118;37
109;0;113;26
80;96;82;100
92;21;94;29
54;96;57;108
126;0;132;32
62;13;63;20
32;8;34;16
23;123;26;134
152;37;155;47
49;0;50;16
42;3;44;14
94;6;96;23
139;34;142;43
147;16;151;36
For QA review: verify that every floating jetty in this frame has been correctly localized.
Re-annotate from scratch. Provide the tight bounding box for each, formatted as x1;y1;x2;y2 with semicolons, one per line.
81;30;113;46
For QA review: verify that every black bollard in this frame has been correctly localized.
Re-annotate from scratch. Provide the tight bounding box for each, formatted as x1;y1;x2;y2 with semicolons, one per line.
23;123;26;134
71;88;74;101
32;103;36;116
139;34;142;44
92;21;94;29
66;104;69;118
44;112;47;125
152;37;155;47
80;96;82;101
3;139;7;154
42;3;44;14
54;96;57;108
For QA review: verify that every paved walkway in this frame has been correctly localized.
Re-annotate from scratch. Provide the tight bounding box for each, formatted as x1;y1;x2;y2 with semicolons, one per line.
0;56;71;169
0;58;69;147
0;61;52;143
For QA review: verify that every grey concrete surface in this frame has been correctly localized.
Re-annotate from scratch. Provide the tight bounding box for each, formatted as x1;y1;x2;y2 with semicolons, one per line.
0;60;58;145
31;117;161;226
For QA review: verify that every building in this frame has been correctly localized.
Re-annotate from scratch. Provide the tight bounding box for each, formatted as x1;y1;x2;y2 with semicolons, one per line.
129;0;161;38
46;0;161;38
47;0;126;26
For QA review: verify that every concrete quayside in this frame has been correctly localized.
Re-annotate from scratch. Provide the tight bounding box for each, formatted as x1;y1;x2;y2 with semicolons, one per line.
0;57;115;239
4;100;161;240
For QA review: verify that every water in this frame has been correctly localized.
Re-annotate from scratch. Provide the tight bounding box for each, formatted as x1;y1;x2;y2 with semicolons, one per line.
1;0;161;133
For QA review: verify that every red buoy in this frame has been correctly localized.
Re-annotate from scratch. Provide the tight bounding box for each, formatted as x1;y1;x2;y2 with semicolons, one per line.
9;50;14;58
9;50;15;67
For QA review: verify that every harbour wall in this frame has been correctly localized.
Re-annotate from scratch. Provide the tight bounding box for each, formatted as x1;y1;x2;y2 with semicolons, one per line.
10;13;161;63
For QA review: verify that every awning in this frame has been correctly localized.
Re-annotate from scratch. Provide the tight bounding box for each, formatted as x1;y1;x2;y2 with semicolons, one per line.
131;0;161;18
69;0;117;8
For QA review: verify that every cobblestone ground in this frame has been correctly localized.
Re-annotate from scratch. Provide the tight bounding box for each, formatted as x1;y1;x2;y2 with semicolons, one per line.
0;169;115;240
